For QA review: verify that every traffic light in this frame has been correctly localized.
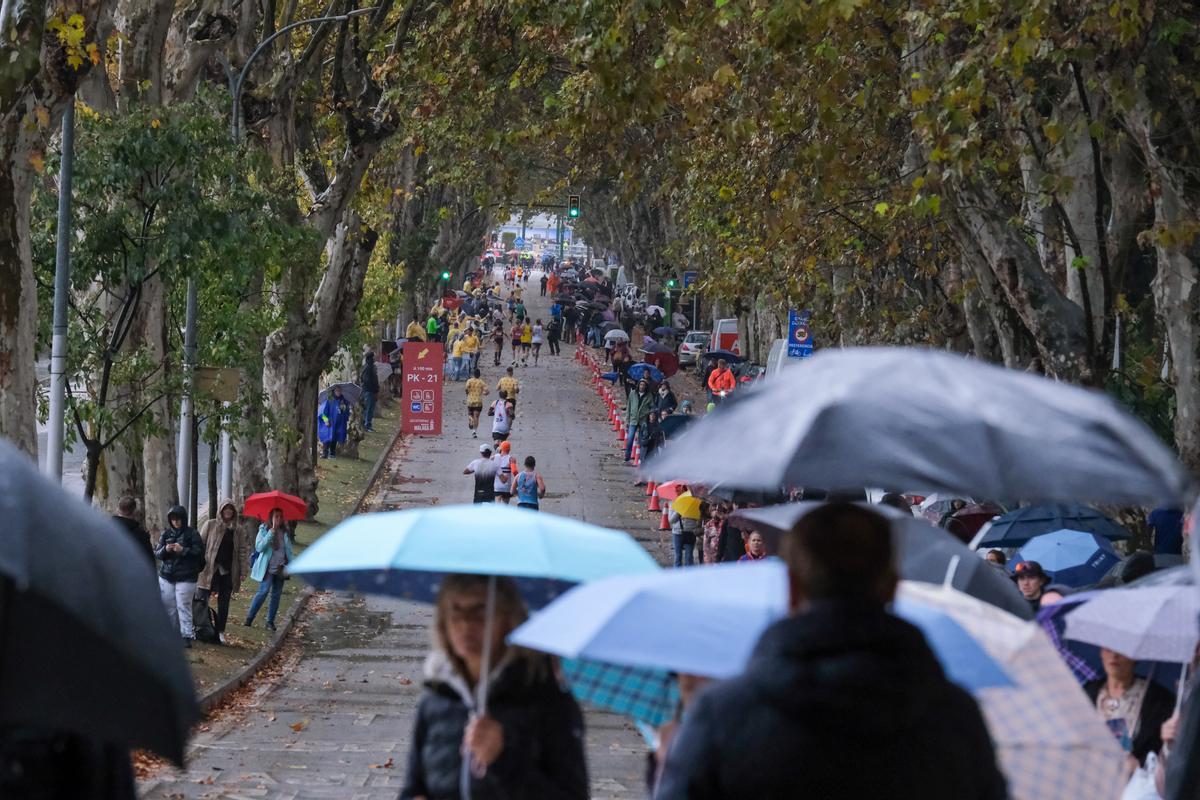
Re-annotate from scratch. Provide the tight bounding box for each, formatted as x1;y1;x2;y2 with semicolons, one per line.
440;271;451;281
666;278;677;288
567;195;581;218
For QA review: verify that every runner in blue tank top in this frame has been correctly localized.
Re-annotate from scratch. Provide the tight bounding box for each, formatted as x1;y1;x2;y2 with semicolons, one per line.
513;455;546;510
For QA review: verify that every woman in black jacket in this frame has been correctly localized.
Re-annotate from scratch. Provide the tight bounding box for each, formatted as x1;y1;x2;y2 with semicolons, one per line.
400;574;588;800
154;505;205;647
1084;647;1176;768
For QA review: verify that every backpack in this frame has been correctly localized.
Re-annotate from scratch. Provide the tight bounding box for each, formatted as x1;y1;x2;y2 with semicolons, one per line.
192;588;218;643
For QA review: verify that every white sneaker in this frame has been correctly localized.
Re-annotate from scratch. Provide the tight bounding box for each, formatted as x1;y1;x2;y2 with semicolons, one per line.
218;633;228;644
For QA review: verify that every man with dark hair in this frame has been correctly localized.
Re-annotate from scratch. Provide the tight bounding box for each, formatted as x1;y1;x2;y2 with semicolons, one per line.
657;503;1006;800
112;496;155;566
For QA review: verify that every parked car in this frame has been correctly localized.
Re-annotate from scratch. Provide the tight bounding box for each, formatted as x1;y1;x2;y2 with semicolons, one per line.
679;330;710;366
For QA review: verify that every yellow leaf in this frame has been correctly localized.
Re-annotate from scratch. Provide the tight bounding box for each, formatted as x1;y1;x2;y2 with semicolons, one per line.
289;719;309;732
910;87;932;105
150;118;161;129
87;42;100;65
34;106;50;129
29;151;45;173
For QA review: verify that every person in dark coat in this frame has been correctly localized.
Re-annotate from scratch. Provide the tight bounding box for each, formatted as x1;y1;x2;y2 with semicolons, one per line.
715;511;748;564
657;503;1007;800
112;495;155;566
154;505;204;648
400;574;588;800
359;350;380;432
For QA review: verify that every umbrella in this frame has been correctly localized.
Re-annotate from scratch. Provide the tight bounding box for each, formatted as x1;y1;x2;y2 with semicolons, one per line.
644;305;665;316
643;351;679;378
654;480;691;501
509;563;1011;725
900;581;1126;800
287;504;658;608
603;328;630;343
244;489;308;522
318;381;362;405
645;347;1190;505
652;326;676;336
947;503;1002;540
1127;564;1194;588
704;485;787;505
0;440;198;764
1064;584;1200;663
658;414;697;439
626;363;665;384
701;349;744;364
916;493;973;524
639;341;673;355
732;502;1033;619
978;504;1131;548
1037;594;1181;690
1012;530;1122;587
672;492;703;520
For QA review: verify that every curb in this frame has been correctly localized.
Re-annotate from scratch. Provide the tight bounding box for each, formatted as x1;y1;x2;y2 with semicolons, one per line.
196;419;406;713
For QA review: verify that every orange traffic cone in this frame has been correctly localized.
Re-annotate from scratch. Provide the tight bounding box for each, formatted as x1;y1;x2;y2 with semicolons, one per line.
633;441;641;466
658;506;671;531
646;480;656;497
618;421;626;443
648;489;660;511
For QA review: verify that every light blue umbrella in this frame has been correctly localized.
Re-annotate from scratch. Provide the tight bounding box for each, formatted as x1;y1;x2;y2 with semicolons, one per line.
287;504;659;607
1011;529;1121;587
509;561;1012;724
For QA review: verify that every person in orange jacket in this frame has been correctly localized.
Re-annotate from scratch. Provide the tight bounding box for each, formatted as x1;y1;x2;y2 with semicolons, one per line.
706;358;736;404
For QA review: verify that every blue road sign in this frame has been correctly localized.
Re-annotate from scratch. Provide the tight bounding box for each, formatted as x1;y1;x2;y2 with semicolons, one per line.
514;236;525;249
787;309;813;358
682;270;699;289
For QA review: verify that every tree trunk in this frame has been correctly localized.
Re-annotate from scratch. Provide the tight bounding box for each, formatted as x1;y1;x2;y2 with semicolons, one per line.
264;210;379;513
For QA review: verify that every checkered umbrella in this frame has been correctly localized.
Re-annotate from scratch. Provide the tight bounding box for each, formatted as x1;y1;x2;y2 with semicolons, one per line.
559;660;679;726
900;583;1125;800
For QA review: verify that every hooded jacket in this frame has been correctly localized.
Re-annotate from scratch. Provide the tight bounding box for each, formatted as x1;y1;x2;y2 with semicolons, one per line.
656;600;1007;800
153;506;205;584
400;650;588;800
197;501;249;592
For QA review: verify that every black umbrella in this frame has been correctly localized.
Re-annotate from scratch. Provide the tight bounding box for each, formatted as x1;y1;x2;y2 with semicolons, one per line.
731;502;1033;619
701;349;744;364
705;485;788;505
0;441;199;764
640;342;673;355
658;413;698;439
978;504;1131;549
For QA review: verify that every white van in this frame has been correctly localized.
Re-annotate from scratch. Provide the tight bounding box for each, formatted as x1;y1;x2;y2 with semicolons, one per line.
710;318;741;355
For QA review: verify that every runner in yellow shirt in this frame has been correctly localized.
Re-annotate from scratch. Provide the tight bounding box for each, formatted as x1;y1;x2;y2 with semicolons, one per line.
464;369;487;437
497;367;520;414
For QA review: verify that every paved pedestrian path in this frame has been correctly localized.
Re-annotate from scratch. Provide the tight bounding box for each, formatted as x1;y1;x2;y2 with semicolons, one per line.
140;273;667;799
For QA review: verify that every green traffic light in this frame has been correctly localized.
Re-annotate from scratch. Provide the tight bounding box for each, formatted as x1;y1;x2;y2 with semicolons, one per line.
440;272;451;280
569;208;579;217
667;279;676;287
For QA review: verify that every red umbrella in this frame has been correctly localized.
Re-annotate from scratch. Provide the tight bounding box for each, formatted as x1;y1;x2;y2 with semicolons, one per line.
947;503;1003;543
644;351;679;378
244;490;308;522
655;480;691;501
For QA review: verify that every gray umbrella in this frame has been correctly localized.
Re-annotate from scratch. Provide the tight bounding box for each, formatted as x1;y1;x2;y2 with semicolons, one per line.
645;347;1191;506
0;440;199;764
731;502;1033;619
318;381;362;405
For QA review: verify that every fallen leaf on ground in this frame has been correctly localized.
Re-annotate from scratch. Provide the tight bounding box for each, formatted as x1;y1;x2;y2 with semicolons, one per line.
289;719;309;732
369;757;395;769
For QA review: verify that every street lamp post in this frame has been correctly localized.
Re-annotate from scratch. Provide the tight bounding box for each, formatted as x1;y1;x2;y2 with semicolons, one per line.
178;7;379;506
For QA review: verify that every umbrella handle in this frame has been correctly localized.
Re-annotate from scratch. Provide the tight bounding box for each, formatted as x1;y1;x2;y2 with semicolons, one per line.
476;575;497;716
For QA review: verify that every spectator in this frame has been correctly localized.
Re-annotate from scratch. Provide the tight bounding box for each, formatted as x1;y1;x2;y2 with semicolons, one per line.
197;500;249;645
706;358;735;404
625;379;655;463
738;531;768;562
1085;648;1176;770
399;575;587;800
154;505;204;648
700;502;729;565
985;549;1007;567
878;492;913;514
668;492;700;568
405;319;425;341
317;386;350;459
112;495;155;566
656;503;1006;800
1012;560;1050;611
656;381;678;416
360;350;380;432
244;509;292;632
